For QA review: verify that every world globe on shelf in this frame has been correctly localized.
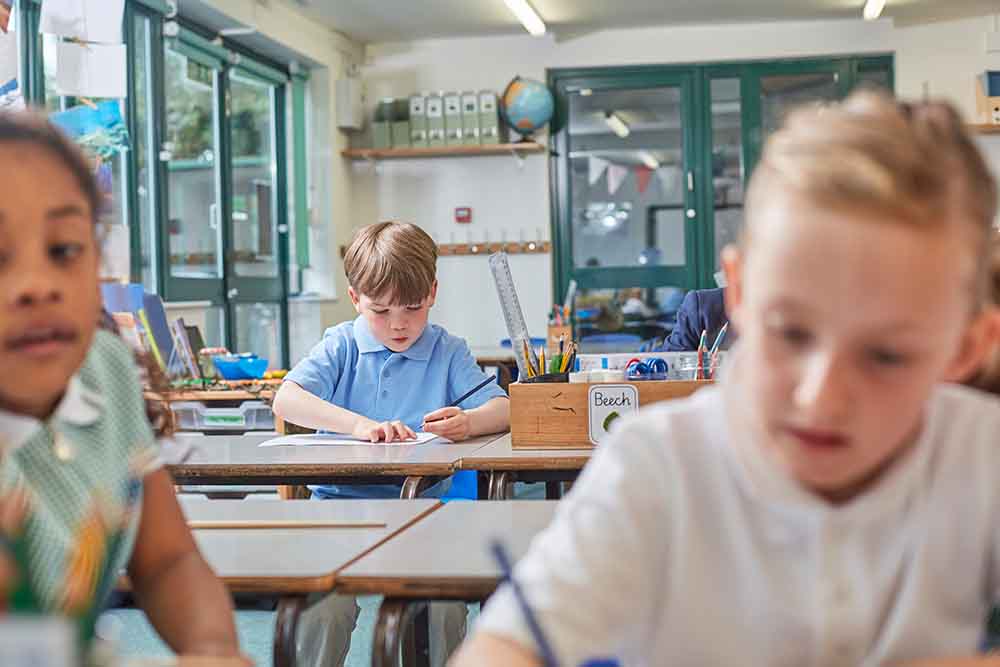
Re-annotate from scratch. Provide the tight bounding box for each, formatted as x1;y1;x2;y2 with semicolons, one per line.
501;75;555;142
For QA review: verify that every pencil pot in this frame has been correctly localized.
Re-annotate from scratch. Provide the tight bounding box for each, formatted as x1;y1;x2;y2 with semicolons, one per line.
509;379;712;449
520;372;569;384
547;325;572;354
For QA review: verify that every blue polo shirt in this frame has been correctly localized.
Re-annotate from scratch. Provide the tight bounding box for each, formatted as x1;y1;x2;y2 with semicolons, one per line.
285;316;507;498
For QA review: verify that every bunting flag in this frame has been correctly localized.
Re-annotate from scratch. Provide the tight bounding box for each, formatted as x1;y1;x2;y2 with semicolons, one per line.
635;165;654;194
588;156;609;186
607;164;628;195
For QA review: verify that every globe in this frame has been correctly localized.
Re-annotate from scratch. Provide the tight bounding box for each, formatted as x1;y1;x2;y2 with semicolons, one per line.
501;76;554;140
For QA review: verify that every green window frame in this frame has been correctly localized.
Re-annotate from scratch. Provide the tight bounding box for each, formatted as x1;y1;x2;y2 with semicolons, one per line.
14;2;308;368
549;54;895;301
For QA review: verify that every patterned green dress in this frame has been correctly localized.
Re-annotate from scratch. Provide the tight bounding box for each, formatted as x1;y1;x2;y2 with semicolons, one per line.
0;330;159;655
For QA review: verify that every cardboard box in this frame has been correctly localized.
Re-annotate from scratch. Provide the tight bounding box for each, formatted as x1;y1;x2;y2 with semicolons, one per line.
444;92;463;146
426;94;446;148
510;380;711;449
461;91;481;146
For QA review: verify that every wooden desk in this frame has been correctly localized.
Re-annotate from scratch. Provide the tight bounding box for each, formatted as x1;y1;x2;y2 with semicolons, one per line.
456;434;592;500
336;501;559;667
180;496;440;667
167;433;505;498
471;346;518;392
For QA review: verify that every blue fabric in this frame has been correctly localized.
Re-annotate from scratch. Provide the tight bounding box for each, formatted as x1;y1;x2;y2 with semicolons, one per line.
287;316;507;498
662;288;733;352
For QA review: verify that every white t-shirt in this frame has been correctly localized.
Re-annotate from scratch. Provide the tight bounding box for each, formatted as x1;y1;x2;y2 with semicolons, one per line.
476;382;1000;667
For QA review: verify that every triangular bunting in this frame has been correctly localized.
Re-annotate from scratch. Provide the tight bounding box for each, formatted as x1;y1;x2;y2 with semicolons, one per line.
607;164;628;195
588;156;609;186
635;165;653;194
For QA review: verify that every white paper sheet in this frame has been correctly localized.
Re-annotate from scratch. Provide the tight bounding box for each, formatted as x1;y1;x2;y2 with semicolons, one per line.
40;0;125;43
259;432;442;447
55;41;126;98
0;27;16;84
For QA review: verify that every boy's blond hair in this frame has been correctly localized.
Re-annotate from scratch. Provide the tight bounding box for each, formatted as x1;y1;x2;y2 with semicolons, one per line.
344;222;438;305
746;91;998;306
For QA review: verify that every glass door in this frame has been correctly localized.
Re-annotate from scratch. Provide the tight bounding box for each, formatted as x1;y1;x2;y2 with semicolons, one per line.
224;65;289;368
162;37;225;302
553;71;700;350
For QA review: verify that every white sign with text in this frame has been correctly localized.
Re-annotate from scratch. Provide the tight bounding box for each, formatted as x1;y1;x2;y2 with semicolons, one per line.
588;384;638;445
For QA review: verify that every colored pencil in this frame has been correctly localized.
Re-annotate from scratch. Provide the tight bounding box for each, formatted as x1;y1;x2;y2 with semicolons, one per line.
490;540;560;667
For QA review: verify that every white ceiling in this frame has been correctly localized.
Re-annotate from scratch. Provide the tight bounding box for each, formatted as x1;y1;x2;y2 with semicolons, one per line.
289;0;1000;44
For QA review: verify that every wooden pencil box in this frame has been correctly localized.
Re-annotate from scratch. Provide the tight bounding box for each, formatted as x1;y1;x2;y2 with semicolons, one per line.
509;380;712;449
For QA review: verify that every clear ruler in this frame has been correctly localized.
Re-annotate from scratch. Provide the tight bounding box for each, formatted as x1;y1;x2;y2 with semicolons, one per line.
489;251;537;379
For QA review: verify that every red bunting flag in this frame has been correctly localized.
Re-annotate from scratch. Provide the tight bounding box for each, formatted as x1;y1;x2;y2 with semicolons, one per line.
635;165;653;194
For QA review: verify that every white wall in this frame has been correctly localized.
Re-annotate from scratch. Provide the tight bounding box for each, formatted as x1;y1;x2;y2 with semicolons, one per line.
355;15;1000;347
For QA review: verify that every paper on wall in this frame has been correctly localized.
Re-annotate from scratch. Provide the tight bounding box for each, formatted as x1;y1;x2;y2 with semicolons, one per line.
0;1;13;33
0;27;20;110
40;0;125;44
55;41;126;98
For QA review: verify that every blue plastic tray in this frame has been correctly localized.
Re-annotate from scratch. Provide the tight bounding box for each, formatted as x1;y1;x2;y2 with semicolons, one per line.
213;355;269;380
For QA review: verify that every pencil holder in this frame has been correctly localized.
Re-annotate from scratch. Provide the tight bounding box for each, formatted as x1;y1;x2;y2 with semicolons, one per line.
521;372;569;384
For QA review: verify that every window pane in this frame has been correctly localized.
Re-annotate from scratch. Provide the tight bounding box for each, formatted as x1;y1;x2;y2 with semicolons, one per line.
568;87;688;270
133;15;156;290
165;46;222;279
233;302;283;368
41;34;63;112
760;72;839;137
229;71;279;279
710;78;744;274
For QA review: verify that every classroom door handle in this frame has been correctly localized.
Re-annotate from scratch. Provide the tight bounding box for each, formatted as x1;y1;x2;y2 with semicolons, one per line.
686;209;696;219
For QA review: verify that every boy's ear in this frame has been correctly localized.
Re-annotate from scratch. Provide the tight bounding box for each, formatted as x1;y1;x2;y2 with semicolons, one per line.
347;287;361;313
720;244;744;333
428;280;438;307
942;307;1000;383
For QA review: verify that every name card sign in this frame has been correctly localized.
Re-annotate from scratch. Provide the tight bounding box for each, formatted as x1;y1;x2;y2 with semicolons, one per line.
588;384;638;445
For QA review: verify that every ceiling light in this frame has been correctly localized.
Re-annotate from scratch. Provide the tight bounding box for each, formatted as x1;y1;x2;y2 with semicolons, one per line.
639;151;660;170
604;112;630;138
503;0;546;37
580;88;593;96
863;0;886;20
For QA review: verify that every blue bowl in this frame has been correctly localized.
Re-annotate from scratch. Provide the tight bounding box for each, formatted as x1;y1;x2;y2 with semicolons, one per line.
213;355;269;380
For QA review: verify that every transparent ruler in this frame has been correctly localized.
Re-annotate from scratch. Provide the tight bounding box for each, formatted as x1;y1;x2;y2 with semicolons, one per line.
489;251;537;379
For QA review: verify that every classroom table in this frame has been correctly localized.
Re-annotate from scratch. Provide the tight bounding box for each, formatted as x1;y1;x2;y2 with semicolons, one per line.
179;496;441;667
470;346;518;392
167;432;506;498
336;500;559;667
456;433;592;500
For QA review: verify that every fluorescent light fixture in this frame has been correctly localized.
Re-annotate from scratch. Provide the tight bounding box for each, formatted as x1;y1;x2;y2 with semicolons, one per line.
604;112;630;138
504;0;547;36
580;88;593;96
639;151;660;170
863;0;886;20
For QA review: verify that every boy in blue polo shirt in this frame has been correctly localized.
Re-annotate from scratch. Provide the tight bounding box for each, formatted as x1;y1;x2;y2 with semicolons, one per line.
273;221;510;666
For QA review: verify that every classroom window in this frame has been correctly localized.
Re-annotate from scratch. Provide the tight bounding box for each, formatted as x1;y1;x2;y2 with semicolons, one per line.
550;55;893;350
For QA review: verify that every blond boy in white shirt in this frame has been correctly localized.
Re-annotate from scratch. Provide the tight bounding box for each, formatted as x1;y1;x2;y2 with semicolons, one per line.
452;93;1000;667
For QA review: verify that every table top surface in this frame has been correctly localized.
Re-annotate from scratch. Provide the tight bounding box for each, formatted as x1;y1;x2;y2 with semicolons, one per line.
336;500;559;598
167;432;506;480
469;346;518;362
180;496;440;593
456;434;592;471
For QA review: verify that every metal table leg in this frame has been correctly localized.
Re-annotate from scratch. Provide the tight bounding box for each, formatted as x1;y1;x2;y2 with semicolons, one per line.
487;471;514;500
372;598;429;667
273;595;308;667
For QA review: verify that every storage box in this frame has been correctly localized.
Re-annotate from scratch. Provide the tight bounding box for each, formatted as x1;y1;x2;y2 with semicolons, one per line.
409;94;428;147
510;380;711;449
171;400;275;432
426;93;446;147
444;92;463;146
479;90;500;145
461;91;481;146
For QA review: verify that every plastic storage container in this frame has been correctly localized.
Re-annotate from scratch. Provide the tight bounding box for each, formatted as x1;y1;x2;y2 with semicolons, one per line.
171;400;275;432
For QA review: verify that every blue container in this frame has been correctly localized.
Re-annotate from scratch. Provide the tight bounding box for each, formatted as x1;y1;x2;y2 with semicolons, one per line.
213;354;269;380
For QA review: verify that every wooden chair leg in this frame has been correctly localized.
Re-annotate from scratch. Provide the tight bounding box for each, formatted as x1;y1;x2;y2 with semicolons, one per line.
278;485;310;500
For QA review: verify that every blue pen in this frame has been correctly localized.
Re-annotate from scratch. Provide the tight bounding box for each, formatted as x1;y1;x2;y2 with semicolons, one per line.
490;540;560;667
709;322;729;356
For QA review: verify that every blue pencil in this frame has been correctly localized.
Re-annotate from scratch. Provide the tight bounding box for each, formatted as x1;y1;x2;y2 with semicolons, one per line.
490;540;560;667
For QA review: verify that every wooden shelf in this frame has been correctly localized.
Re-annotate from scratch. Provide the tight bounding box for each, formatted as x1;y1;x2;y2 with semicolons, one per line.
970;124;1000;135
342;142;545;160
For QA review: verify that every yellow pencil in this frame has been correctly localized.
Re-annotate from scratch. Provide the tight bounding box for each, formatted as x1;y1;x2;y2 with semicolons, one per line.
522;339;535;377
540;346;546;375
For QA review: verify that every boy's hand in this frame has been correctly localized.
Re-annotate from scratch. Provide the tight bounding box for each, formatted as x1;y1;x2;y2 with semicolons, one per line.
352;417;417;443
422;407;471;442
